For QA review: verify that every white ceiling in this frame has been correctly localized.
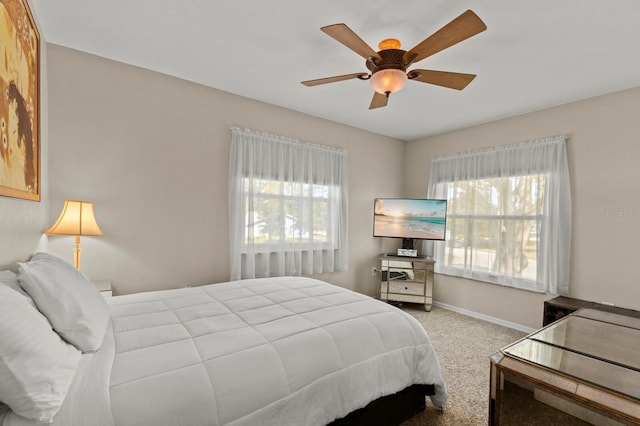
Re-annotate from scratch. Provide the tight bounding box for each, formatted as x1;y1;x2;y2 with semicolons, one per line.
31;0;640;141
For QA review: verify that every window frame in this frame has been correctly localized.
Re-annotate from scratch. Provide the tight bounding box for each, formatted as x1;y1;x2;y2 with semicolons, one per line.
438;173;545;288
427;135;571;294
240;177;338;253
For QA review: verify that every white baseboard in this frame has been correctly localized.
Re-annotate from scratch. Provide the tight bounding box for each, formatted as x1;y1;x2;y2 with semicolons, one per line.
433;301;536;334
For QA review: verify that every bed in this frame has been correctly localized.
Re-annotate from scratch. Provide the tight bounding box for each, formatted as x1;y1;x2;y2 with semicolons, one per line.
0;253;447;426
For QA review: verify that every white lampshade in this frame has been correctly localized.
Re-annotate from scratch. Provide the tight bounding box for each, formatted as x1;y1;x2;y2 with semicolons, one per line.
370;69;408;95
45;200;103;236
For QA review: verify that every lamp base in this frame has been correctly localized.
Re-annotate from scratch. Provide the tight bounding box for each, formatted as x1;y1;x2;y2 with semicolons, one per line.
73;236;82;270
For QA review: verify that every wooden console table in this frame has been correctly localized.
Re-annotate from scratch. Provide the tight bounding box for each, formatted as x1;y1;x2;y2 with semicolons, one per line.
490;308;640;425
543;295;640;326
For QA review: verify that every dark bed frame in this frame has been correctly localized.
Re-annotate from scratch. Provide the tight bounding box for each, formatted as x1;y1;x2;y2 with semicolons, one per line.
329;384;436;426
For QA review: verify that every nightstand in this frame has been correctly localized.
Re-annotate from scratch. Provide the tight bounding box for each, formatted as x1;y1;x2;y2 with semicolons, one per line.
92;279;112;298
379;254;435;311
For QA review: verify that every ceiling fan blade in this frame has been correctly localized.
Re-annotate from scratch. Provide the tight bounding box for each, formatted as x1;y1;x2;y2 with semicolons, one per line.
409;69;476;90
321;24;381;61
369;92;388;110
403;10;487;65
301;72;369;87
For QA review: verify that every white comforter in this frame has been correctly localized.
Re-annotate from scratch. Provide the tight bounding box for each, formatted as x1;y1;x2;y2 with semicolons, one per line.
3;277;447;426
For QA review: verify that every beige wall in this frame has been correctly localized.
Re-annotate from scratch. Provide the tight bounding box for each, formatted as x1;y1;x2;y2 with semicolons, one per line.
405;86;640;328
45;45;404;296
0;6;49;270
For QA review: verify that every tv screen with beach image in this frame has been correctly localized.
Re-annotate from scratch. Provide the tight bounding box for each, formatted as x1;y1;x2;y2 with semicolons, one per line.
374;198;447;241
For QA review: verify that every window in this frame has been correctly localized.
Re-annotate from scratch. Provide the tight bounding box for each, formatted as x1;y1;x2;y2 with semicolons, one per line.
445;174;544;283
428;136;571;294
242;178;335;249
229;127;348;280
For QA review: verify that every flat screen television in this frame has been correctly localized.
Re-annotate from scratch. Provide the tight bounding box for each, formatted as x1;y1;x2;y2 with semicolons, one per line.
373;198;447;249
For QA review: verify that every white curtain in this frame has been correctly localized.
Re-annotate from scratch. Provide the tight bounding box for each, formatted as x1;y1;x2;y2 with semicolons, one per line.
426;135;571;294
229;127;349;280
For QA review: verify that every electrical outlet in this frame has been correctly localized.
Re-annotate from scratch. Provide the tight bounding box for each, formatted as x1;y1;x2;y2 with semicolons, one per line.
371;267;377;276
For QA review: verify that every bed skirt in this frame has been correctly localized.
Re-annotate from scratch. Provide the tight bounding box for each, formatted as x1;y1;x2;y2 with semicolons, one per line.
330;384;436;426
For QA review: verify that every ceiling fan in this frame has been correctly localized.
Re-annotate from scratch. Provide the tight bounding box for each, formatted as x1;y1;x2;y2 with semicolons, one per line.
301;10;487;110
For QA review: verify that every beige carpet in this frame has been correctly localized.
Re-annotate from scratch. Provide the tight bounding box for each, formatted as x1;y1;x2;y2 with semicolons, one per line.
400;305;526;425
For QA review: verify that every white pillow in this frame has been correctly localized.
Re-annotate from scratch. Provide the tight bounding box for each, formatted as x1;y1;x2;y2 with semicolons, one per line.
18;252;109;352
0;270;20;293
0;270;35;306
0;271;81;423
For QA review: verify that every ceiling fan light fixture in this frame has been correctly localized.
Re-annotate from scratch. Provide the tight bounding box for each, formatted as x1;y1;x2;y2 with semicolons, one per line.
378;38;401;50
304;10;487;109
370;68;407;94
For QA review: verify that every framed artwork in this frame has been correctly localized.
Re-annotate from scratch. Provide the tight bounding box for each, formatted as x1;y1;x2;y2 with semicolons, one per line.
0;0;40;201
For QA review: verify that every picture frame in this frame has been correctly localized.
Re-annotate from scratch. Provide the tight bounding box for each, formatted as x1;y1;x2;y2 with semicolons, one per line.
0;0;40;201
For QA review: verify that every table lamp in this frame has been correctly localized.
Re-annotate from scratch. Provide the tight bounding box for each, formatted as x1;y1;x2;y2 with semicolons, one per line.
45;200;104;270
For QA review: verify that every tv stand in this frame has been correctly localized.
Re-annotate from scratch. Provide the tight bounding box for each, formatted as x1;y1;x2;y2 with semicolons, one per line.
378;254;435;311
